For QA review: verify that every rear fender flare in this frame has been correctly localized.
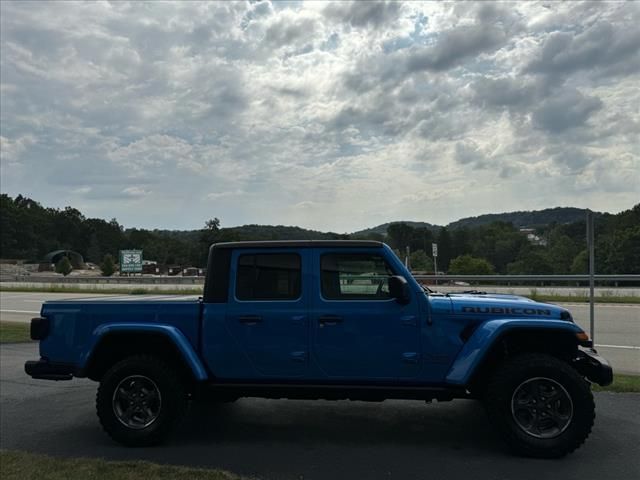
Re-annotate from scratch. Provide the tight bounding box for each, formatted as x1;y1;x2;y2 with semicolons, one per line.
81;323;208;381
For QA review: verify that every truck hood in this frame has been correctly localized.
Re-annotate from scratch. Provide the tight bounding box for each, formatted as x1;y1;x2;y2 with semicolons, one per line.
442;291;571;321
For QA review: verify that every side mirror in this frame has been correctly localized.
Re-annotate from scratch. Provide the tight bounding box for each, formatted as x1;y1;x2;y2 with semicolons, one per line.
389;275;410;304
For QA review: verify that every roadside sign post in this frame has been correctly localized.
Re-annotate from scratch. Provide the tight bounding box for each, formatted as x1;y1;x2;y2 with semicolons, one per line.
119;250;143;274
586;211;595;344
432;243;438;286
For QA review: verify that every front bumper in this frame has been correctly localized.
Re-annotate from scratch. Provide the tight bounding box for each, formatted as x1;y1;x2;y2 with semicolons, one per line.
573;347;613;386
25;359;75;381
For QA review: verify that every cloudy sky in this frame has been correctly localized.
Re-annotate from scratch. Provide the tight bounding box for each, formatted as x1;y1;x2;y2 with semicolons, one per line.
1;1;638;232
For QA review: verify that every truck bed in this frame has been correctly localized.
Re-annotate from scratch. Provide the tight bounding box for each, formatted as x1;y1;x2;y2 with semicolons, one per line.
37;296;202;368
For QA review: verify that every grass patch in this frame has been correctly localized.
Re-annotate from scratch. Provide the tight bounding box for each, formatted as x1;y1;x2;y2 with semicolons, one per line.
528;292;640;304
129;288;153;295
0;450;246;480
593;374;640;393
0;321;32;343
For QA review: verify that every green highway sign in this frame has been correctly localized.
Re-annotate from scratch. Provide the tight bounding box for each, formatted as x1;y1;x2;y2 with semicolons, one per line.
119;250;143;273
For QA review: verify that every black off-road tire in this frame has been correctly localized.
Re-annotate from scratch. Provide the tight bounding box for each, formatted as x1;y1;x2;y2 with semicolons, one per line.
484;353;594;458
96;355;187;447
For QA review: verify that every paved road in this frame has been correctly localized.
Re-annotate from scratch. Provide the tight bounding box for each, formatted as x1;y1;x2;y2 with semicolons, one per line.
2;291;638;372
1;343;639;480
563;303;639;373
0;291;198;322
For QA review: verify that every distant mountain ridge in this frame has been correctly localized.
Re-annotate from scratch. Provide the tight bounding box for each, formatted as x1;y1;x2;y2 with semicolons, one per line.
351;221;438;237
155;208;602;241
351;207;600;237
446;207;601;230
225;224;343;240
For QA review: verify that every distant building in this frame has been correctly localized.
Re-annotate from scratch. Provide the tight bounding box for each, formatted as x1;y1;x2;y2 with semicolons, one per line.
519;228;548;246
42;250;85;269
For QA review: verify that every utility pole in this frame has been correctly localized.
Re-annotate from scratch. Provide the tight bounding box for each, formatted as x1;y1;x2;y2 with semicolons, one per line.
432;243;438;286
586;211;595;343
405;246;410;271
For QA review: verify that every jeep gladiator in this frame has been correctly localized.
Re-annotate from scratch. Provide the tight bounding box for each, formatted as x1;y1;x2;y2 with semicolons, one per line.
25;240;612;457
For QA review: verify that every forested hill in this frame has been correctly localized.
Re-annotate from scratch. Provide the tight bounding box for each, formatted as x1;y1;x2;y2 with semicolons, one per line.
1;193;637;274
154;225;342;242
352;221;437;237
447;207;602;230
224;224;344;241
0;194;345;266
357;207;601;237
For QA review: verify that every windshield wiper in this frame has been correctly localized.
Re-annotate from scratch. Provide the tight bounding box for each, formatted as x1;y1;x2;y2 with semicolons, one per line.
420;283;435;294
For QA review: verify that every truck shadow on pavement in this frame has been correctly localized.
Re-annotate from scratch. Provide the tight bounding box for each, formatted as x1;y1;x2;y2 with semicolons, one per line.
5;388;636;480
5;345;637;480
175;397;503;452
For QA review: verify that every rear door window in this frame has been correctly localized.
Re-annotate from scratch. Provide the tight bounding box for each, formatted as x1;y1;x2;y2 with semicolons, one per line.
236;253;301;301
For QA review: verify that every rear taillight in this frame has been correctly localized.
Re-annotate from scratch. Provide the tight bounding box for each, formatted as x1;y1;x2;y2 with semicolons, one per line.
30;317;49;340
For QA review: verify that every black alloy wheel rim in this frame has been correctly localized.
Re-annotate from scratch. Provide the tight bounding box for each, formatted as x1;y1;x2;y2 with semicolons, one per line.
112;375;162;429
510;376;574;439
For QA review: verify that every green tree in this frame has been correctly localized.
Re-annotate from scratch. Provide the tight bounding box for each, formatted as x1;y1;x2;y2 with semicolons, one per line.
386;223;415;250
469;222;526;273
86;233;101;263
449;255;495;275
451;228;471;260
55;256;73;276
409;250;434;272
506;249;554;274
199;218;221;265
436;227;452;270
570;249;588;274
597;225;640;274
547;232;579;274
100;254;116;276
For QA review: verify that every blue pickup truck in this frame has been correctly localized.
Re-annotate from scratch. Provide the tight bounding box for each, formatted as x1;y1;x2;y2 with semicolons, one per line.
25;240;612;457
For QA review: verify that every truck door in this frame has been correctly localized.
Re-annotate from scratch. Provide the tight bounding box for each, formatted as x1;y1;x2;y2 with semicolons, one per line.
221;248;310;378
309;249;421;380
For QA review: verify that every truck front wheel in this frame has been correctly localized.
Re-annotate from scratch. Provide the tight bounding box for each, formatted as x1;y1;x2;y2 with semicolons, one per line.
484;353;595;458
96;355;187;446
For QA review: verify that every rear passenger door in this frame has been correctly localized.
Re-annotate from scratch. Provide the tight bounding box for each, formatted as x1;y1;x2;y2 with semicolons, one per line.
310;249;421;380
224;249;310;378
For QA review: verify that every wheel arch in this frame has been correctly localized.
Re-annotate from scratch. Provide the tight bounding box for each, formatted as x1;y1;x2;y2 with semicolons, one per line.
446;319;583;391
80;324;208;382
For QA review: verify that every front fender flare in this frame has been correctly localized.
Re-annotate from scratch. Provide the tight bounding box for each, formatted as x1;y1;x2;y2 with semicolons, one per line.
81;323;208;381
445;319;582;386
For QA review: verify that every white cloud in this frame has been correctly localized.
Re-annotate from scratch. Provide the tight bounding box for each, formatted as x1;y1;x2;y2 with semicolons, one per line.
121;186;150;198
1;0;638;231
0;134;36;164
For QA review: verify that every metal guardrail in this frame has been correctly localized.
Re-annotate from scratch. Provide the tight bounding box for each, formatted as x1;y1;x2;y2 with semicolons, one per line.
0;275;204;284
1;274;638;285
412;274;640;283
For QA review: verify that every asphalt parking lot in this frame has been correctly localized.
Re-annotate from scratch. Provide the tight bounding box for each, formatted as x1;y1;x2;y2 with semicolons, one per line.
2;342;639;480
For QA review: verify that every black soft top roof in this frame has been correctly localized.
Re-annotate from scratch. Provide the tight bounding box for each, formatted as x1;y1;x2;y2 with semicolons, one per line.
212;240;383;249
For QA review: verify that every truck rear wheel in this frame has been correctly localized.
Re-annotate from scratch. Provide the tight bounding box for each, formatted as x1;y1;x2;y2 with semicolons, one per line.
96;355;187;446
484;353;594;458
